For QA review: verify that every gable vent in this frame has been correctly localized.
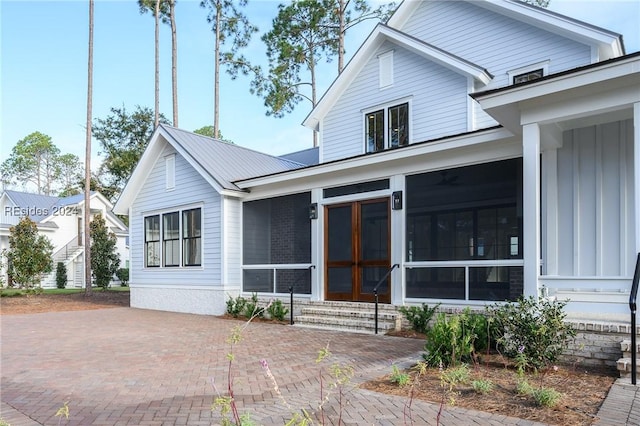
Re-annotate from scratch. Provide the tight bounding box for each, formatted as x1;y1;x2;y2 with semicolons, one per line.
378;50;394;89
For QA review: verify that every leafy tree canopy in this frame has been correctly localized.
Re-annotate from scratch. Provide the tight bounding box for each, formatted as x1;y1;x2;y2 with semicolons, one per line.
93;105;170;201
6;216;54;289
1;131;61;195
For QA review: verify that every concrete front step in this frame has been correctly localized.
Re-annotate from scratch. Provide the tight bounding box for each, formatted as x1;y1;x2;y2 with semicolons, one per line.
293;301;400;334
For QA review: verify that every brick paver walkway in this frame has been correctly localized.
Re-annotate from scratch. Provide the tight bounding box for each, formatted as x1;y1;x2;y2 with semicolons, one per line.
0;308;555;425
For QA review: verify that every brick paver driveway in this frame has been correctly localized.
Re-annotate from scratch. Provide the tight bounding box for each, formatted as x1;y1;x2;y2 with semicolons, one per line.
1;308;546;425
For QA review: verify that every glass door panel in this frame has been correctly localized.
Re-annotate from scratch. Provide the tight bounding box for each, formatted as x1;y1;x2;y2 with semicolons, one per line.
326;204;355;300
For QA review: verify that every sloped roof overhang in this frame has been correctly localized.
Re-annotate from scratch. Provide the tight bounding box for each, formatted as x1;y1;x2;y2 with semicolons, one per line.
234;126;518;193
471;52;640;135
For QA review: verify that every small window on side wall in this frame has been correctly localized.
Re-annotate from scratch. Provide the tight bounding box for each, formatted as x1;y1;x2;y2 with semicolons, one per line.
512;69;543;84
508;61;549;85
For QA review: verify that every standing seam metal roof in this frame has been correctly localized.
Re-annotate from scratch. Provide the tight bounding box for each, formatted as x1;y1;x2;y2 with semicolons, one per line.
159;125;306;191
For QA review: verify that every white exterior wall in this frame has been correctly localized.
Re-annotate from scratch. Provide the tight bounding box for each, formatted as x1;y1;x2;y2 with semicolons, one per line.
543;120;636;288
401;1;592;91
401;1;593;133
322;41;468;162
129;143;226;315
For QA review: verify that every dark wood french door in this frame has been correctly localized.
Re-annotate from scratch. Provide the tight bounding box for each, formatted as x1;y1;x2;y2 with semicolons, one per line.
325;198;391;303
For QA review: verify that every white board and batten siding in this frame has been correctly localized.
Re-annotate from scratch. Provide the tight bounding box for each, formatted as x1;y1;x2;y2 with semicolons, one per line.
543;119;636;294
130;143;226;315
322;41;469;163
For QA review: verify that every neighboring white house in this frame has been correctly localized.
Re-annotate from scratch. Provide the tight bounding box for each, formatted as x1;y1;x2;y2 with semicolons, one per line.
114;0;639;318
0;190;129;288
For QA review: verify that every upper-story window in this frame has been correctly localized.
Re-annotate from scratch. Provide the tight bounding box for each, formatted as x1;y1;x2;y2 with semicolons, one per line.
365;102;409;153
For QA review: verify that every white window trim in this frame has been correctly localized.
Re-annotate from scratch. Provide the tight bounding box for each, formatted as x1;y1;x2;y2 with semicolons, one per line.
507;60;550;84
362;96;413;153
142;203;203;269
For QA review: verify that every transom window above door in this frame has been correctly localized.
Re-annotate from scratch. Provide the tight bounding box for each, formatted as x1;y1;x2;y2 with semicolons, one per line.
365;102;409;153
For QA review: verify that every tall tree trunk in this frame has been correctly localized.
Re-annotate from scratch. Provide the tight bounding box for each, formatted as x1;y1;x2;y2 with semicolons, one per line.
84;0;94;296
154;0;160;128
170;0;178;127
338;0;345;73
213;4;221;139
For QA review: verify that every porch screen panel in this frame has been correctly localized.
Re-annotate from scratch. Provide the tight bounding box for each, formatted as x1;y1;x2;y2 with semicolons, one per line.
243;192;311;294
276;269;311;294
469;266;523;301
406;159;523;262
244;270;274;293
406;267;465;299
243;192;311;265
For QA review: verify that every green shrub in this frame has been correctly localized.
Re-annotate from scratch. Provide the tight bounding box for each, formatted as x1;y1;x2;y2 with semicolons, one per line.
116;268;129;286
398;303;440;334
226;295;247;318
266;299;289;321
423;309;489;367
441;364;469;387
55;262;67;289
487;296;576;370
242;293;264;318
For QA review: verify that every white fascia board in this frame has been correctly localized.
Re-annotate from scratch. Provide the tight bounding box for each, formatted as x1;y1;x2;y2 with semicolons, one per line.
113;127;167;215
159;128;228;195
475;56;640;111
236;127;514;189
303;24;491;131
303;25;387;131
380;26;492;84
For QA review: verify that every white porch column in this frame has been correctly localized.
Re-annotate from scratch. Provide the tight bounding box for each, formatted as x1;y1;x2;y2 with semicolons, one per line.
311;187;322;301
635;102;640;255
523;123;541;298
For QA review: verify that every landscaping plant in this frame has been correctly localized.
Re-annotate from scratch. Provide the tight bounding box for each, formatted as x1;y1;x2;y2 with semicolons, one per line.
55;262;67;289
423;308;489;367
6;216;53;289
266;299;289;321
90;213;120;290
487;296;576;370
398;303;440;334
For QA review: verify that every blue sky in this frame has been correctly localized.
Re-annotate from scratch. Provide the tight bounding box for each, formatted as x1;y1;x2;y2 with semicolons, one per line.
1;0;639;168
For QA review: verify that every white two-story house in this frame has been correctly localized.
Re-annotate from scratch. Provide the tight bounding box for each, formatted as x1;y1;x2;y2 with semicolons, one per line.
1;190;129;288
114;0;640;319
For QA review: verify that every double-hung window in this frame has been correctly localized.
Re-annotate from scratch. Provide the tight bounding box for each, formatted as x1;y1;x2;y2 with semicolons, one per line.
145;216;161;267
365;102;409;153
143;207;201;268
183;208;202;266
163;212;180;266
